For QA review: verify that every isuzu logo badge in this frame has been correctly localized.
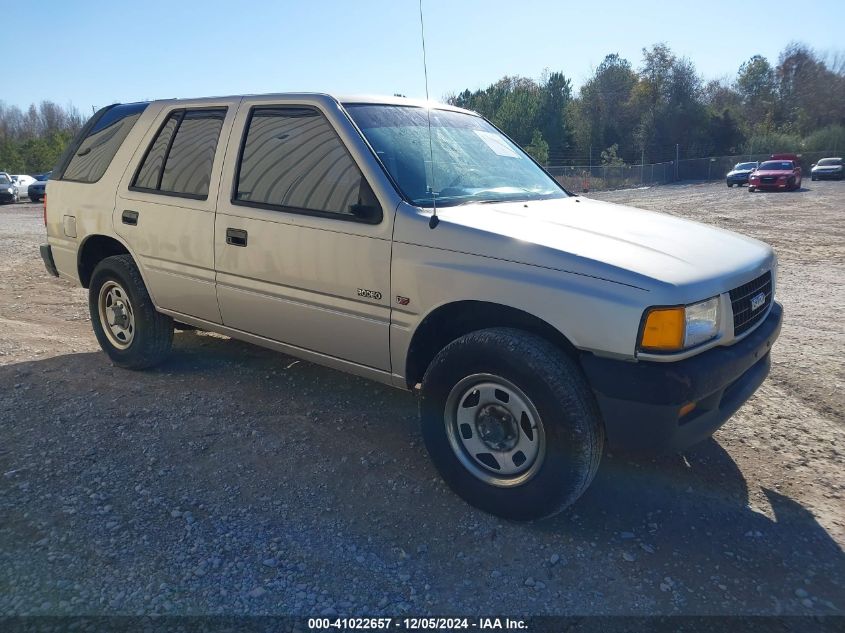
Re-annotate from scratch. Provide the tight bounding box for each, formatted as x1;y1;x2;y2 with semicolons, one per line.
750;292;766;311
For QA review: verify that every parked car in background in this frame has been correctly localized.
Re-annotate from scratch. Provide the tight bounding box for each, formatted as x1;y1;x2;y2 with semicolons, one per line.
725;161;758;187
28;173;50;202
11;174;36;198
33;171;52;181
0;172;19;203
749;160;802;192
810;157;843;181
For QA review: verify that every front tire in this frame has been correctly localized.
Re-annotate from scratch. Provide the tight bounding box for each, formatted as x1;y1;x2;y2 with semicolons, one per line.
89;254;173;369
420;328;604;520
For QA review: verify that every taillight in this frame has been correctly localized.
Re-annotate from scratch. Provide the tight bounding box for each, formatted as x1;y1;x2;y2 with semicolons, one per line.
43;195;47;227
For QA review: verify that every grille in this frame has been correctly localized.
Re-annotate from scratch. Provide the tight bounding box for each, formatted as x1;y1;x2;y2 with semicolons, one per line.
761;176;776;183
729;271;773;336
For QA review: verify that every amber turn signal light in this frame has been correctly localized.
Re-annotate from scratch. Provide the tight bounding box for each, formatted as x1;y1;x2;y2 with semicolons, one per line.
640;307;684;351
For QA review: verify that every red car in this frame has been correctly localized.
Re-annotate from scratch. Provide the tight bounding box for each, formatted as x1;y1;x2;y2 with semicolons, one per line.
748;159;802;192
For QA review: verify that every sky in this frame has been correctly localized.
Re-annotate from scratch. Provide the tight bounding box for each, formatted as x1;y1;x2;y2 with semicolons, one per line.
4;0;844;112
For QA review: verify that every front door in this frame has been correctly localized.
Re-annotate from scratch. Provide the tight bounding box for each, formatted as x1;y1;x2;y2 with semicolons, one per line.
214;97;394;371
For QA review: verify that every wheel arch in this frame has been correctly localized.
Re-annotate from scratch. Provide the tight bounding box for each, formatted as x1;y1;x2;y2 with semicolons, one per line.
404;300;579;389
77;234;133;289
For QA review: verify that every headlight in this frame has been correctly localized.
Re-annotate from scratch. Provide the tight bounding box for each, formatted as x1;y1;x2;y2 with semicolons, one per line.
639;296;720;352
6;187;14;193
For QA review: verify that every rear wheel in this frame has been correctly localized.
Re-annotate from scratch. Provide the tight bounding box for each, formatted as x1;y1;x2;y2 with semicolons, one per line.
89;254;173;369
420;328;604;520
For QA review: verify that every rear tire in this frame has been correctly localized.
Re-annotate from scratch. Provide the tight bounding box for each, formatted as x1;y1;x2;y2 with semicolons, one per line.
419;328;604;520
89;255;173;369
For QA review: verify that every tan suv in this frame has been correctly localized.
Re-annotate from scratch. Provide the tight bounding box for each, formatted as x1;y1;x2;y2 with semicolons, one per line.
40;94;782;519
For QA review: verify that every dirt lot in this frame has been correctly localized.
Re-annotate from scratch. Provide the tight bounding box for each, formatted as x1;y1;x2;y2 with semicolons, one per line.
1;181;843;617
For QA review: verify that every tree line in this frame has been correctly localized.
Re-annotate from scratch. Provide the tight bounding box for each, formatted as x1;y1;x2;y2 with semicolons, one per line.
0;102;84;174
448;42;845;165
2;42;843;174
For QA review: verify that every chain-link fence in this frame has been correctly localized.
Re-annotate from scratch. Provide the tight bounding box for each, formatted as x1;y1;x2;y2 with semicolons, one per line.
547;163;674;192
547;150;840;192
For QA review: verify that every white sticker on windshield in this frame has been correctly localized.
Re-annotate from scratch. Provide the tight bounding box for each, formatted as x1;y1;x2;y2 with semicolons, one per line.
473;130;521;158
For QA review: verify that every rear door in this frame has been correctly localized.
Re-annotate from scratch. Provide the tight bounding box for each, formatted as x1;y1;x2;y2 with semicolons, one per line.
115;100;239;323
213;96;396;371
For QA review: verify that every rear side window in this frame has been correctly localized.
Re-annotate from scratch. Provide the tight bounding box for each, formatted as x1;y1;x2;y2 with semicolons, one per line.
132;108;226;199
234;106;381;223
60;103;148;183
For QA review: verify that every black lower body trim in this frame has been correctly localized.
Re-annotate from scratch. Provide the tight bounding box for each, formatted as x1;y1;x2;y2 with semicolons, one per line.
581;303;783;453
40;244;59;278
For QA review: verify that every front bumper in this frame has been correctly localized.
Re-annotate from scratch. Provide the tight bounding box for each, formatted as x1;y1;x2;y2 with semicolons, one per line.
40;244;59;277
812;171;843;180
727;174;750;184
751;181;790;189
581;302;783;453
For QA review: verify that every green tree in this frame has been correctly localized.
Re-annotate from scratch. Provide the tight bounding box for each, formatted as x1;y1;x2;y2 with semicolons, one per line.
573;54;638;159
736;55;778;132
600;143;625;166
525;130;549;164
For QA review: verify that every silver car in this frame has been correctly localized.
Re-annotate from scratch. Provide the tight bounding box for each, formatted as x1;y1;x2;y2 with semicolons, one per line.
40;94;782;519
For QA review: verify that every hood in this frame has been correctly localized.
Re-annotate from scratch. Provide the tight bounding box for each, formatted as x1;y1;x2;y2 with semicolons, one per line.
395;196;774;302
752;169;791;176
728;169;754;175
812;164;842;170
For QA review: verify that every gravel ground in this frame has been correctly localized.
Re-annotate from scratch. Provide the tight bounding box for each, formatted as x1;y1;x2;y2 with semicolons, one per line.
0;181;843;617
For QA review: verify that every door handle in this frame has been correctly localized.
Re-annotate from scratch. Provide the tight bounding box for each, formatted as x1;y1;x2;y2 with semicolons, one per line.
121;210;139;226
226;228;248;247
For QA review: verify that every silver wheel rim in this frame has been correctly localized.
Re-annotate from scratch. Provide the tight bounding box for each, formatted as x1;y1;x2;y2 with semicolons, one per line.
98;281;135;350
444;374;546;487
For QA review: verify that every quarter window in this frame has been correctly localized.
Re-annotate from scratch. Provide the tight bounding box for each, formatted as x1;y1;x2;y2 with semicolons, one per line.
234;107;380;222
132;108;226;199
62;103;147;183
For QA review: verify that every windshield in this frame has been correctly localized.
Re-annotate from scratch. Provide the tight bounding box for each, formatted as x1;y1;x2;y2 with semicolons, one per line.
818;158;842;166
345;104;567;208
0;174;11;185
759;161;793;170
735;162;757;170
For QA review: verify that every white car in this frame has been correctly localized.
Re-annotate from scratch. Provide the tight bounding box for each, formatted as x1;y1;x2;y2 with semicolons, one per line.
810;157;843;181
40;94;782;519
11;175;36;199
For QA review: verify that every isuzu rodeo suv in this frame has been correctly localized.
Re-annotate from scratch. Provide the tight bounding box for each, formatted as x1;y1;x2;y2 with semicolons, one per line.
40;94;782;519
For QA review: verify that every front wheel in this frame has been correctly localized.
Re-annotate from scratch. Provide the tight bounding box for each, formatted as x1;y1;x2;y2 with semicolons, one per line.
420;328;604;520
748;186;755;192
89;254;173;369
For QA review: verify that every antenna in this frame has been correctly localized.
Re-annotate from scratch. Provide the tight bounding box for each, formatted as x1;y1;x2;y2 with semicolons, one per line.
418;0;439;229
